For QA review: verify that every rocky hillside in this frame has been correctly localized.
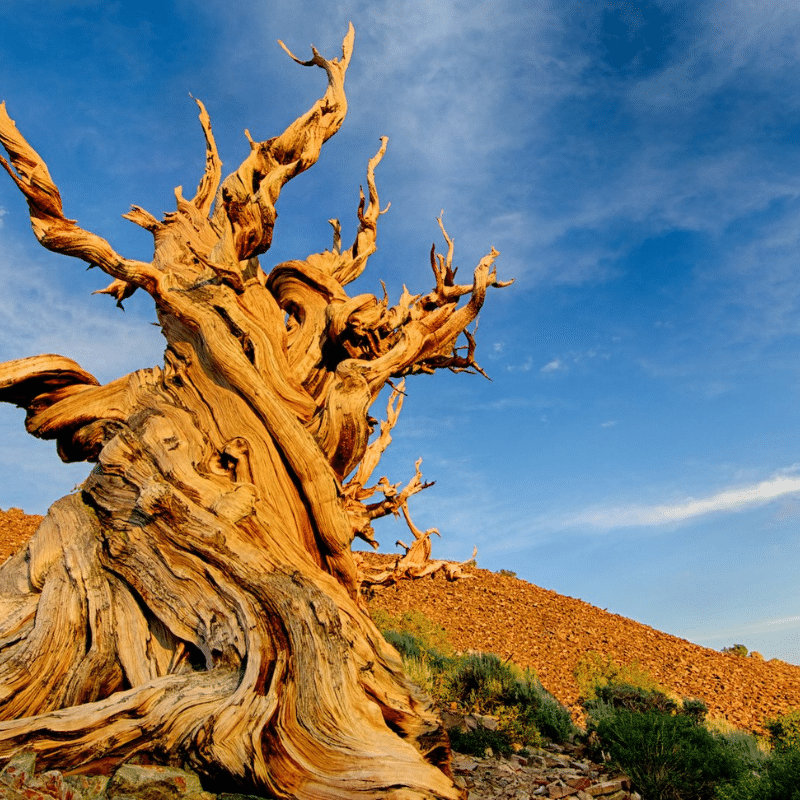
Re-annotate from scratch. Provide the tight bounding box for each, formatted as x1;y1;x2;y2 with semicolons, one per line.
2;508;799;733
363;552;800;733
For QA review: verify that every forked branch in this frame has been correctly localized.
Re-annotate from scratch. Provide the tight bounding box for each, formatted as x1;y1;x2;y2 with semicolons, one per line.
325;218;510;392
0;103;157;293
210;24;355;262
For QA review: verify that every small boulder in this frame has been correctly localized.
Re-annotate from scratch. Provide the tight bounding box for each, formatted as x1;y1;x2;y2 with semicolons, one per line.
107;764;203;799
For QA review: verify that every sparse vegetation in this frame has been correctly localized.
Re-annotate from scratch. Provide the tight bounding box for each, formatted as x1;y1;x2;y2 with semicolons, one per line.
445;652;575;745
371;596;800;800
577;666;800;800
370;608;455;656
448;727;513;758
681;698;710;723
715;747;800;800
589;710;747;800
722;644;749;657
585;681;679;716
764;708;800;752
574;650;668;704
496;569;517;578
371;609;576;751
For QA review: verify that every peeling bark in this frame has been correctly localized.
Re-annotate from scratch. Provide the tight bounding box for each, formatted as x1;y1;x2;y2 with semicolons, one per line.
0;26;509;799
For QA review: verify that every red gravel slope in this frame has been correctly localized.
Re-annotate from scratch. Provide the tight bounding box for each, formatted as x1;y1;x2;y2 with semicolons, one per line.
363;553;800;733
2;509;798;732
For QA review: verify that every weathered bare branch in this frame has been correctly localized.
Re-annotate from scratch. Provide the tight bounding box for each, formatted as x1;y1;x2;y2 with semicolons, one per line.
0;103;158;292
189;95;222;217
321;226;508;394
92;278;137;309
211;23;355;262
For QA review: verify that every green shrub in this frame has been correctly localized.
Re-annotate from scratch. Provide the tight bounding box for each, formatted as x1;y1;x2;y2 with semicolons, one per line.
372;610;577;747
496;569;517;578
585;682;678;716
721;644;749;657
716;747;800;800
495;705;543;749
757;747;800;800
446;652;521;711
590;710;745;800
533;687;578;743
681;698;709;723
764;709;800;752
445;653;576;744
382;629;423;661
448;727;512;758
574;651;666;704
371;608;455;656
716;728;769;773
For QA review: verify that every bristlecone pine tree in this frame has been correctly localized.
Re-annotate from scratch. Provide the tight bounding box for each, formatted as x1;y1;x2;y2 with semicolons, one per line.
0;26;508;799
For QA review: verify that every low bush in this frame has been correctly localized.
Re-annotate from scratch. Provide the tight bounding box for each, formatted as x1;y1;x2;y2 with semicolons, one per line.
445;652;576;744
721;644;749;657
585;681;679;716
372;609;577;747
590;710;745;800
371;608;455;656
681;697;709;723
496;569;517;578
764;708;800;752
583;685;784;800
448;727;513;758
757;747;800;799
532;685;577;743
716;746;800;800
372;614;578;749
381;629;423;661
446;652;522;711
574;651;667;704
444;654;531;744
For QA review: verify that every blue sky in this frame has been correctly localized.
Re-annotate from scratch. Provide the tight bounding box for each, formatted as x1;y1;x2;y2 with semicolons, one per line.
1;1;800;666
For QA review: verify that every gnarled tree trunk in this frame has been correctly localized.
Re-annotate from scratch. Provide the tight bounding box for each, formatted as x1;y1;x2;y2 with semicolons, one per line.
0;26;508;799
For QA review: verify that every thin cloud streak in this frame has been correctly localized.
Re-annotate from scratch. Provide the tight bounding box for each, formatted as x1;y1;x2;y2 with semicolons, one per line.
692;613;800;645
558;471;800;530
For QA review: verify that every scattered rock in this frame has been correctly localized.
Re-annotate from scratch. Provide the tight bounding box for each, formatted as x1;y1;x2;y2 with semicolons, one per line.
107;763;204;798
0;752;37;786
1;743;636;800
453;741;637;800
0;755;219;800
64;775;112;800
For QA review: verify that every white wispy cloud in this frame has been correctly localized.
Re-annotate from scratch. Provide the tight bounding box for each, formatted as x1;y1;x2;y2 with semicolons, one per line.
540;358;563;373
692;612;800;645
632;0;800;108
559;470;800;530
506;356;534;372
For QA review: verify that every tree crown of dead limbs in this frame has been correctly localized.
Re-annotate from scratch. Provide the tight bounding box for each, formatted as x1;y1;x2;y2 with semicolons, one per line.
0;26;510;592
0;24;510;590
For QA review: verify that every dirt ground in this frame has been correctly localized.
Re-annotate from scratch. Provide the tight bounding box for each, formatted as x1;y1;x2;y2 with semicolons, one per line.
2;508;798;733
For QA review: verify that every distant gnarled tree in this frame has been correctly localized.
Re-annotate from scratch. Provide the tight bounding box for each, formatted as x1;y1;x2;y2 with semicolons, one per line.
0;26;508;799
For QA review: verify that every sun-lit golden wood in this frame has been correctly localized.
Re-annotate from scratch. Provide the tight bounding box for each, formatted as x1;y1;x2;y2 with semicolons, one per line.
0;26;509;799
